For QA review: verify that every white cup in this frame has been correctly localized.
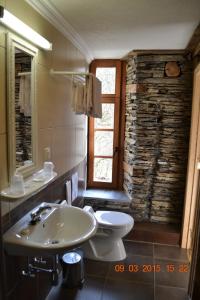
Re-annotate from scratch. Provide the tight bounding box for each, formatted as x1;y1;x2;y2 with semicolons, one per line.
10;174;25;195
43;161;54;177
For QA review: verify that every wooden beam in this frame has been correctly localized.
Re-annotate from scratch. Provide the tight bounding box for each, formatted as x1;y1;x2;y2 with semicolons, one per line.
181;64;200;249
118;61;126;189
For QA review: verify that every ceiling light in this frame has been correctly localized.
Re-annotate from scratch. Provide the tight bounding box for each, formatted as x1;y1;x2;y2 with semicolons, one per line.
0;6;52;50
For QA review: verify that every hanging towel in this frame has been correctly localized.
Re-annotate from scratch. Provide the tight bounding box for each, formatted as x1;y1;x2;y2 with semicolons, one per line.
71;172;79;202
19;75;31;117
91;76;102;118
85;75;93;114
71;74;102;118
85;75;102;118
71;81;85;114
65;180;72;206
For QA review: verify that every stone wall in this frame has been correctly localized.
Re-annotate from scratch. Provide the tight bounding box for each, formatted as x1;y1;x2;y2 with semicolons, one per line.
124;53;193;223
15;53;32;168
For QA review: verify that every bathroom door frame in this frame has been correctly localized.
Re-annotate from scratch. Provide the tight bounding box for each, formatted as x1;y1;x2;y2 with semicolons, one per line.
182;63;200;251
187;174;200;298
87;59;125;189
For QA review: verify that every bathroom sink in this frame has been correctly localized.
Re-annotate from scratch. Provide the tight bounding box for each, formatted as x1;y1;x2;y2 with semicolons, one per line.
3;203;97;256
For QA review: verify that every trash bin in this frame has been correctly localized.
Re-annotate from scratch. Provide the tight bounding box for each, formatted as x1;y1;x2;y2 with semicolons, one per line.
61;250;84;288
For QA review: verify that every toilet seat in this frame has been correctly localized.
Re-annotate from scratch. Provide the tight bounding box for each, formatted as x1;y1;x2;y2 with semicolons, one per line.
95;211;133;229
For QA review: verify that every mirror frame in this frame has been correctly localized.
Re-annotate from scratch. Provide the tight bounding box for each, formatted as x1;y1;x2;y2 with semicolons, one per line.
7;33;38;179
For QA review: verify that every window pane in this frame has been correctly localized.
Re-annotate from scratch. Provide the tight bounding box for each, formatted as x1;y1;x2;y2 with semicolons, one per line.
94;103;114;129
96;67;116;94
94;131;113;156
94;158;113;182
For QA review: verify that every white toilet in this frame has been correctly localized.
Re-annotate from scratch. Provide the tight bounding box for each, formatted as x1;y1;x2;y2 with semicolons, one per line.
82;206;134;261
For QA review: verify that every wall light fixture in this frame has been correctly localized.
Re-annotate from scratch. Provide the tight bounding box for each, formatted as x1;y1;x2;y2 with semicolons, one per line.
0;5;52;50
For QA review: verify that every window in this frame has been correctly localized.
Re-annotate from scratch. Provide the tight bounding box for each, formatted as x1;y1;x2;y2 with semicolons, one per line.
96;67;116;94
88;60;122;188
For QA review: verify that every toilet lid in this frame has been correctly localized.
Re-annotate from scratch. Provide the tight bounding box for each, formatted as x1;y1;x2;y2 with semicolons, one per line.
95;211;133;228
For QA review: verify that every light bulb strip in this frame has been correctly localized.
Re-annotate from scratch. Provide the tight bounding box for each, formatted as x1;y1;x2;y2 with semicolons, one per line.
0;6;52;50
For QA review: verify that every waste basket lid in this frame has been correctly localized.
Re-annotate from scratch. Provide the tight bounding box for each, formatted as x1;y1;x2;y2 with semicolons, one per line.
62;252;82;264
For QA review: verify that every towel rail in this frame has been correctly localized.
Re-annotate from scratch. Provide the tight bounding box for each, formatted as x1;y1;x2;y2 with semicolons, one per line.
17;72;31;76
50;69;92;77
49;69;102;118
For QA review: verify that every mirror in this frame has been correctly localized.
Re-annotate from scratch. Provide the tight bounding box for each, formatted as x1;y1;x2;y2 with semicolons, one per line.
7;33;38;178
15;48;32;168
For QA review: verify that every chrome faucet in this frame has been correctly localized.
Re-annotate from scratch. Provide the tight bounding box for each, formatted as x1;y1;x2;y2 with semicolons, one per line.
30;205;51;225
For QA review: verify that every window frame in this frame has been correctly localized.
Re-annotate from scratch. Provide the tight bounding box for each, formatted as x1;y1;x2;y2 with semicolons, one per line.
88;60;122;188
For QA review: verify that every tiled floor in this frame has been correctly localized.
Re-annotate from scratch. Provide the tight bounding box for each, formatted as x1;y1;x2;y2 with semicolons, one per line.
46;241;190;300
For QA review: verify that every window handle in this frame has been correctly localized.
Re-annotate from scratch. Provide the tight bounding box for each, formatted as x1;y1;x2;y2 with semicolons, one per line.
114;147;119;156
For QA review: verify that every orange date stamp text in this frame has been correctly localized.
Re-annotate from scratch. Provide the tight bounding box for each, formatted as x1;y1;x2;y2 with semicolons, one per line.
114;264;189;273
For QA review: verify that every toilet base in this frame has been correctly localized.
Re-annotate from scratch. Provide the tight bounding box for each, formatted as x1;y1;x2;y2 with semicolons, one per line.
82;236;126;262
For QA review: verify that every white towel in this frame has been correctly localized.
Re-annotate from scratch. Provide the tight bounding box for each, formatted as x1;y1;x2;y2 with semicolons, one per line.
91;76;102;118
72;81;85;114
65;180;72;206
85;75;93;113
71;75;102;118
85;75;102;118
71;172;79;202
19;75;31;117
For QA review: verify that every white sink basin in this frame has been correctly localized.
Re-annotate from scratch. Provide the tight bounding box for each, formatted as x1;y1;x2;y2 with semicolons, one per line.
3;203;97;256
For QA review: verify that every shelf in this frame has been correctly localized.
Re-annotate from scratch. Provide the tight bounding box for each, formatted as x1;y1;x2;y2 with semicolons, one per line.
0;170;57;201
